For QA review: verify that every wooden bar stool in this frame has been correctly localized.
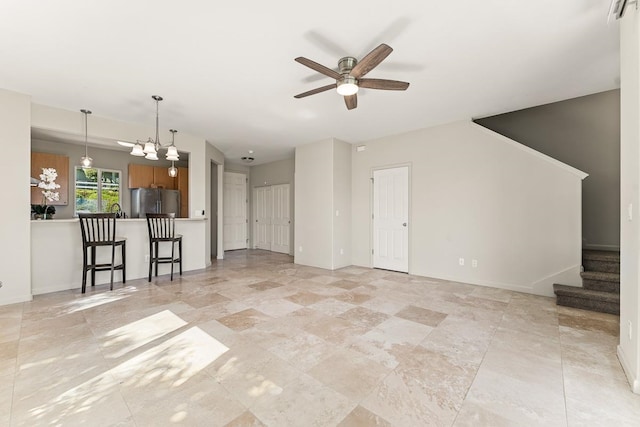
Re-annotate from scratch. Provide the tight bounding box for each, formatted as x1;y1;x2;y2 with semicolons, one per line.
146;213;182;281
78;213;126;293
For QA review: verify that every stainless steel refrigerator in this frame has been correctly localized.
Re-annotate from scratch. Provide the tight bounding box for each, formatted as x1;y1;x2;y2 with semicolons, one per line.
130;188;180;218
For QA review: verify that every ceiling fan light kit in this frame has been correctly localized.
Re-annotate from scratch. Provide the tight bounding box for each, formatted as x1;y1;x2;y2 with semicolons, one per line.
294;43;409;110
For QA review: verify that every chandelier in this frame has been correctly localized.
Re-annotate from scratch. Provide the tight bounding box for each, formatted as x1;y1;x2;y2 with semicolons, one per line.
122;95;179;162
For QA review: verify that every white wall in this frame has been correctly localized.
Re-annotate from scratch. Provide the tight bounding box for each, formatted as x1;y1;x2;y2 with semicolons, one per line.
351;121;586;296
0;89;32;305
619;10;640;394
295;139;352;270
295;139;334;269
250;158;295;253
333;139;352;269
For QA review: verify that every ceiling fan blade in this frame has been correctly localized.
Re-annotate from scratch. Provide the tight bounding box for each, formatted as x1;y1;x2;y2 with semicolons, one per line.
358;78;410;91
350;44;393;78
344;94;357;110
295;57;341;80
294;83;337;99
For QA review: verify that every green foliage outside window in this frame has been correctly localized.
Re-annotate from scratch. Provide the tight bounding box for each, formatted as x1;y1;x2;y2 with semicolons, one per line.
75;167;120;214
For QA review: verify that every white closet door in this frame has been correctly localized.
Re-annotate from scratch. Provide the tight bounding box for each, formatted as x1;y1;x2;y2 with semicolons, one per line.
373;167;409;272
271;184;290;254
223;172;247;250
254;186;272;250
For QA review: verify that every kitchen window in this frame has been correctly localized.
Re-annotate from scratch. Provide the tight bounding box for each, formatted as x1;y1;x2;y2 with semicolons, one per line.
75;167;121;214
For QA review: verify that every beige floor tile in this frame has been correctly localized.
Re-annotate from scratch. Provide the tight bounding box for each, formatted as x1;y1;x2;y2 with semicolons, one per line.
3;249;636;426
337;405;392;426
250;372;355;427
224;410;266;427
217;309;273;332
307;347;391;402
395;305;448;327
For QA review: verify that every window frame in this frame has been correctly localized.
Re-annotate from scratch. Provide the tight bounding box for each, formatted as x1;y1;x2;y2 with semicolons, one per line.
74;166;122;216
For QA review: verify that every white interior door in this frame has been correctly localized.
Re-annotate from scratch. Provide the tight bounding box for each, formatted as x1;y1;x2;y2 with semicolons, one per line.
271;184;290;254
223;172;247;250
373;167;409;272
254;186;272;250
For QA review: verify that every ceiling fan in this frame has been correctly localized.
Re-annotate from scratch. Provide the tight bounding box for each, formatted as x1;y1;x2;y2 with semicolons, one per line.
294;43;410;110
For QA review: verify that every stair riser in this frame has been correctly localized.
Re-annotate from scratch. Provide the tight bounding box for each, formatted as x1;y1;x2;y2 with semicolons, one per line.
583;259;620;274
582;279;620;293
556;295;620;315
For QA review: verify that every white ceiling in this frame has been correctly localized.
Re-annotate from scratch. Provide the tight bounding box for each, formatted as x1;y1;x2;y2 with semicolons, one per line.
1;1;620;166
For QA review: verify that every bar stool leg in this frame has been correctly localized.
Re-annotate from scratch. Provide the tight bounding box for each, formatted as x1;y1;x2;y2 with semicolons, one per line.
110;244;116;291
170;240;175;281
82;247;88;293
179;238;183;276
91;247;96;287
155;241;159;277
148;240;153;282
122;242;126;284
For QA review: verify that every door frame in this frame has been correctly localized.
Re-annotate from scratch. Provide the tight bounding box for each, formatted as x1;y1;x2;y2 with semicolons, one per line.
370;163;412;273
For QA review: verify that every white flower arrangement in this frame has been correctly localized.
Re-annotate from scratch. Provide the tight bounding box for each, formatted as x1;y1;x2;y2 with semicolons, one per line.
39;167;61;203
32;167;61;218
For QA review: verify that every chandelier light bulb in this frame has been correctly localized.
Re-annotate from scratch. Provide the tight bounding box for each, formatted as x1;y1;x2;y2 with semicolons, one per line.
130;144;145;156
143;141;157;154
145;152;159;161
168;165;178;177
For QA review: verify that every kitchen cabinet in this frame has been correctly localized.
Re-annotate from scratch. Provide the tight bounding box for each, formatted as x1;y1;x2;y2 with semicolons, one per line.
177;167;189;218
31;152;69;205
128;163;176;189
128;164;154;188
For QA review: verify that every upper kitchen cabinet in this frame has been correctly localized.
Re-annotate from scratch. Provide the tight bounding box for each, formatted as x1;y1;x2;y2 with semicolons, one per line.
128;163;176;189
31;152;69;205
128;164;154;188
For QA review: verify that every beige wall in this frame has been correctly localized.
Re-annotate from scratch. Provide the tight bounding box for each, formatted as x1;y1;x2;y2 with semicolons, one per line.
295;139;335;269
0;89;32;305
250;158;295;253
476;90;621;250
619;10;640;394
333;140;352;269
351;121;586;296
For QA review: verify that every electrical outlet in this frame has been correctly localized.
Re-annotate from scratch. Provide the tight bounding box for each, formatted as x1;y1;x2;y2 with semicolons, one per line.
299;246;303;253
340;248;344;255
472;259;478;268
630;321;633;341
459;258;464;266
145;255;150;262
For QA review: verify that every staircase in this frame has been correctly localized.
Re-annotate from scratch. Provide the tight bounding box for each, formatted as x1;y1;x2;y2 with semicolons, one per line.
553;250;620;315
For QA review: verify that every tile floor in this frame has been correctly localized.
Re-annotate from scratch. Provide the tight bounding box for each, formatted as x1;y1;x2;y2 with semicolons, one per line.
1;249;639;426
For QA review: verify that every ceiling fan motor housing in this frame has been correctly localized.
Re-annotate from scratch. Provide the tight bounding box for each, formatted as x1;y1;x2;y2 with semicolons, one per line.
338;57;357;75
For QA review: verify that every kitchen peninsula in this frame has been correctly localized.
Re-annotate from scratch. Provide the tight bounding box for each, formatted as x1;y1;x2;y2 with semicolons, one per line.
31;217;207;295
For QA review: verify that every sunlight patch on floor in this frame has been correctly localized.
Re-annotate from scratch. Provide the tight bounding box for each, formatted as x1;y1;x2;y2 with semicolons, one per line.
102;310;187;359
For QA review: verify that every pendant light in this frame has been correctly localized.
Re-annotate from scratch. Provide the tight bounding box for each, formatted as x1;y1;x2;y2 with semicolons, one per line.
80;109;93;168
128;95;180;161
168;129;178;177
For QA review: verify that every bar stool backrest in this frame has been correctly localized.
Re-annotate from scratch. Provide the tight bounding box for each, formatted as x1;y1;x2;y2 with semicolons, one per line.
146;213;176;240
79;213;118;246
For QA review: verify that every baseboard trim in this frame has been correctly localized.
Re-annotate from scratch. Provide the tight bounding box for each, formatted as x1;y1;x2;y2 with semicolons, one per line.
617;345;640;394
0;293;33;305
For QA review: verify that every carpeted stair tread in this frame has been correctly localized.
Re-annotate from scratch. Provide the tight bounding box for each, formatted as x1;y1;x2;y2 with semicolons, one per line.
580;271;620;282
582;250;620;262
553;284;619;303
553;284;620;315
